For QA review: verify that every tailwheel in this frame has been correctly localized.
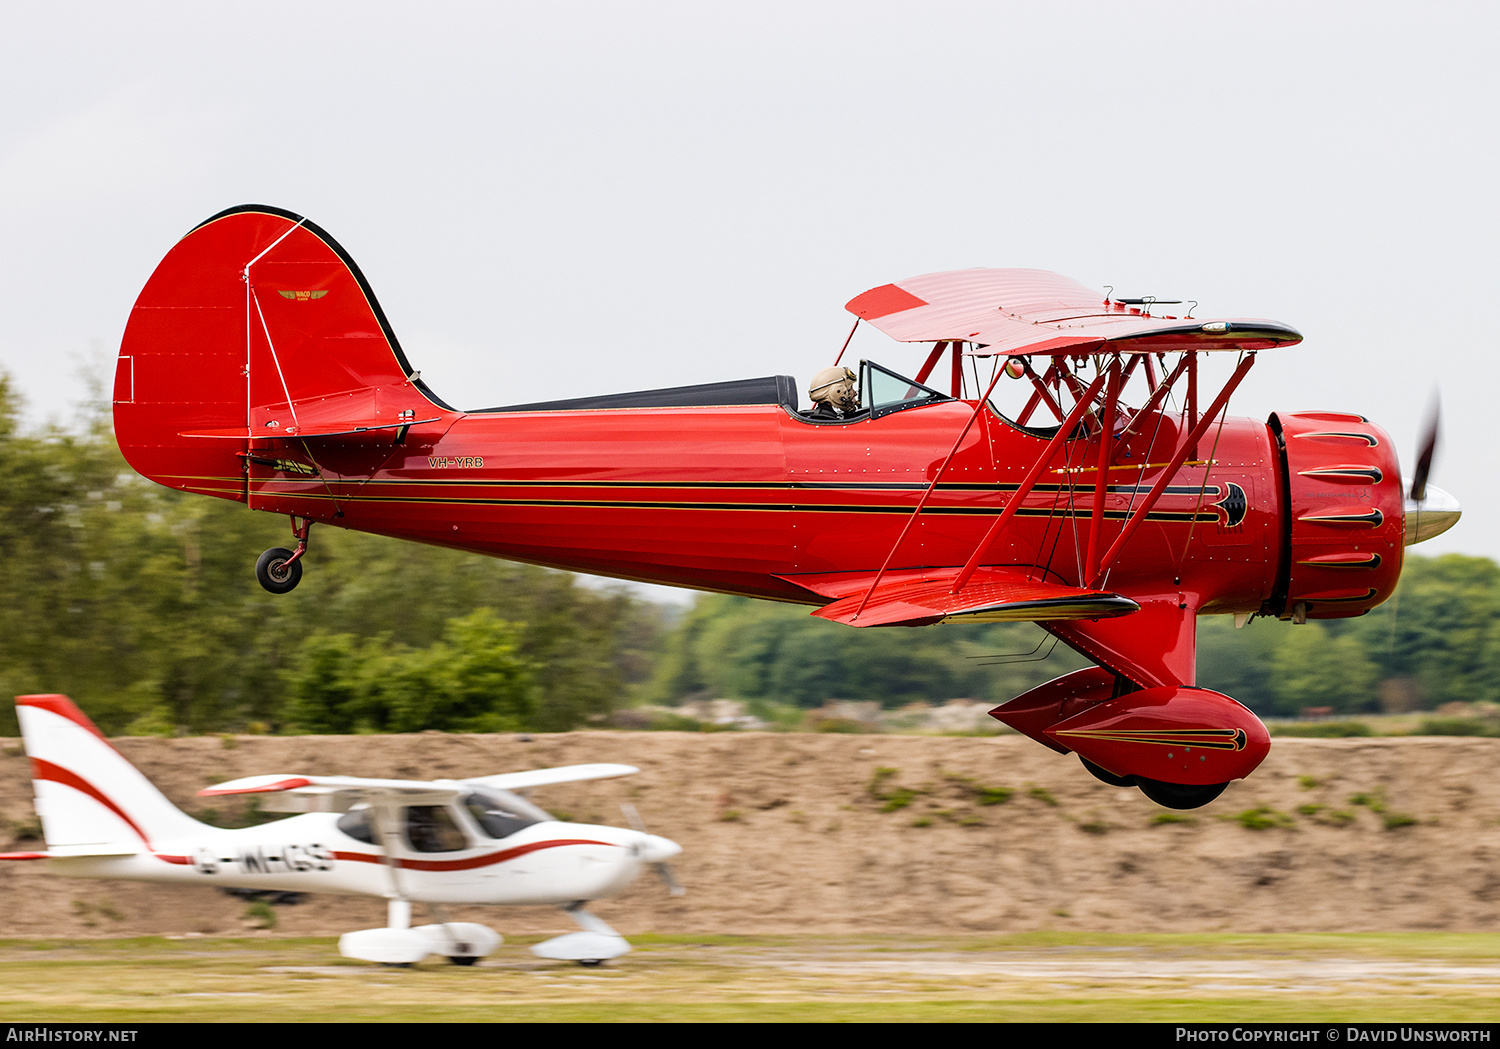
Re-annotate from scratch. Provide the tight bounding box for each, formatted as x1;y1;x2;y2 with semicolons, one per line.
255;547;302;594
256;516;312;594
1136;777;1229;810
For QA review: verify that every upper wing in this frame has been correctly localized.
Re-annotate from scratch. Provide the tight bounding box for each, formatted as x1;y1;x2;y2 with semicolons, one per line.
778;566;1139;628
845;269;1301;356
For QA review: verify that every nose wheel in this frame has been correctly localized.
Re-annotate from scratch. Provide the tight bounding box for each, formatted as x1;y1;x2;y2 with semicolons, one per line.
256;517;312;594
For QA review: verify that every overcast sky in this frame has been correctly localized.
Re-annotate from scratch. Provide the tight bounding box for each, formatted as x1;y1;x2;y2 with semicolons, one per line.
2;2;1493;585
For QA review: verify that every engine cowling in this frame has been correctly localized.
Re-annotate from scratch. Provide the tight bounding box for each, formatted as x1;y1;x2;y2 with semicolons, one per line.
1267;411;1406;621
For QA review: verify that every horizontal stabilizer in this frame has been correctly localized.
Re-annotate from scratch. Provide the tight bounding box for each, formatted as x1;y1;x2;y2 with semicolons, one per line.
181;418;439;440
780;567;1139;627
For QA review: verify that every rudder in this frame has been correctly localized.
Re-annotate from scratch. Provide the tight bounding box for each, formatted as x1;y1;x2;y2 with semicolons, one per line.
113;205;451;503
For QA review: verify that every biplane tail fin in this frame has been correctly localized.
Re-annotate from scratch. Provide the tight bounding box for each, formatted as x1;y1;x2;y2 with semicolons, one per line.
14;695;206;855
113;205;453;502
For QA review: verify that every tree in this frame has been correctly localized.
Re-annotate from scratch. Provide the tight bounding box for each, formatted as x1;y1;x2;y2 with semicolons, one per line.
0;375;664;734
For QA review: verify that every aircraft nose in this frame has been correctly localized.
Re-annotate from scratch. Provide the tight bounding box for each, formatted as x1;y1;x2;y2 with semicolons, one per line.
635;833;682;864
1404;484;1461;545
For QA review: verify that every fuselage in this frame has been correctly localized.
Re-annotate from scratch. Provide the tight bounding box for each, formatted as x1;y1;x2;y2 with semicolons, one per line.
49;814;661;906
235;398;1403;620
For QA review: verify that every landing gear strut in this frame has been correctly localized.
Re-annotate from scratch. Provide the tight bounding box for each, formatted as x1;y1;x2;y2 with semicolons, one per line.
256;517;312;594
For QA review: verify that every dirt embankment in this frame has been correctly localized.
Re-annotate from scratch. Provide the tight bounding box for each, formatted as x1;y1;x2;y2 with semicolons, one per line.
0;732;1496;938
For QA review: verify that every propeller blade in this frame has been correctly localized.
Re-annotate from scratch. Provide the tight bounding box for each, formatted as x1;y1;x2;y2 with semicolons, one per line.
621;803;686;897
657;861;687;897
1409;395;1440;502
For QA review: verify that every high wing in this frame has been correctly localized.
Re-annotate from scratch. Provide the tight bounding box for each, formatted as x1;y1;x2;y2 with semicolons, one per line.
845;269;1301;356
464;764;640;793
201;764;640;812
778;566;1139;628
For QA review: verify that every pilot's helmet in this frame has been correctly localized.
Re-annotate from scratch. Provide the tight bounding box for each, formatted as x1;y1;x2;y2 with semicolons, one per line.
809;366;858;412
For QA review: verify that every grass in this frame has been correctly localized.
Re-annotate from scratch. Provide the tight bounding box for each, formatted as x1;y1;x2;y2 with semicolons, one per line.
1225;805;1297;830
0;933;1495;1022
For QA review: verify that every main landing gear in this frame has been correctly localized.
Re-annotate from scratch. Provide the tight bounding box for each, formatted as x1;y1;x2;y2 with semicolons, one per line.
256;517;312;594
1079;757;1229;810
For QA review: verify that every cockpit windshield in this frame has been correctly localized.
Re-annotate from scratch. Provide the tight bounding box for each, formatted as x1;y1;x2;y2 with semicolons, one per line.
462;787;550;839
860;360;949;419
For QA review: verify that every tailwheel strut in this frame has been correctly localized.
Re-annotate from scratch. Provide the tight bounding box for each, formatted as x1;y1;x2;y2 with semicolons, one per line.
256;516;312;595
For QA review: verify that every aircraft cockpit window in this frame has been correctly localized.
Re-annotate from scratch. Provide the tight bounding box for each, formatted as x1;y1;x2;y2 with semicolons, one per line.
404;805;470;853
861;360;948;419
337;804;376;845
462;790;544;840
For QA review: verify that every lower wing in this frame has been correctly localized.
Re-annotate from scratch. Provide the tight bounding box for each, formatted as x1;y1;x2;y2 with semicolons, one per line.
778;566;1139;628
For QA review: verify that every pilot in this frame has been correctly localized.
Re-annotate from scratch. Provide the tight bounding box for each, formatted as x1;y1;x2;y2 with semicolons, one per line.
405;805;467;853
807;366;859;419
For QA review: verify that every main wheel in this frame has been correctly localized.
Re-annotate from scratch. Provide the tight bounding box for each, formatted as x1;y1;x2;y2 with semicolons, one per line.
447;955;479;966
1136;777;1229;810
577;959;603;967
1080;757;1137;788
256;547;302;594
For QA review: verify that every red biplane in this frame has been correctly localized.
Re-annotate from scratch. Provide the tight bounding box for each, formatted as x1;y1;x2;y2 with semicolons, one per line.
112;206;1459;808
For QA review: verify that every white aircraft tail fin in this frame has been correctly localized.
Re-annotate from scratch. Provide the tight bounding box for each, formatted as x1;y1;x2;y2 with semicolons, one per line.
16;695;208;854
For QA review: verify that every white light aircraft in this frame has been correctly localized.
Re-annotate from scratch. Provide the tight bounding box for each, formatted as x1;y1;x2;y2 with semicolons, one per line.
3;694;683;966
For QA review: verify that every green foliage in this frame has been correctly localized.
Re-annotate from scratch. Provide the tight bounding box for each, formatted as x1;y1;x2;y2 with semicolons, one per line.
280;610;534;733
1225;806;1296;830
647;554;1500;720
1199;555;1500;716
243;901;276;930
644;710;708;731
868;767;923;812
1273;721;1373;738
1149;812;1195;826
943;772;1013;807
1342;788;1416;828
0;380;663;734
1026;785;1058;807
640;593;1086;710
1417;717;1500;737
